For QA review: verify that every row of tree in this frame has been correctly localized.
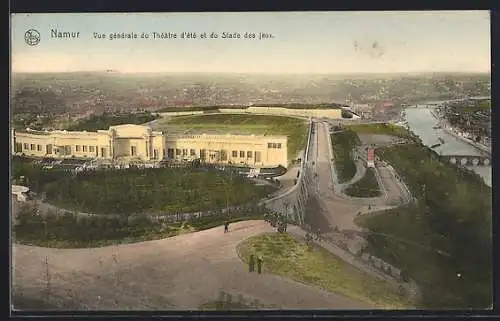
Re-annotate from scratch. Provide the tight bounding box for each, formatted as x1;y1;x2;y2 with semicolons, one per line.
43;167;274;215
13;202;267;248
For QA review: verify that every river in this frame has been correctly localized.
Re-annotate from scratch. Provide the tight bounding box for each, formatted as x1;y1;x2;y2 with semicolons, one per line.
403;106;491;187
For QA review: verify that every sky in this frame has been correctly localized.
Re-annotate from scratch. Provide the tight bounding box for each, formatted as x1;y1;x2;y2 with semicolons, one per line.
11;11;491;74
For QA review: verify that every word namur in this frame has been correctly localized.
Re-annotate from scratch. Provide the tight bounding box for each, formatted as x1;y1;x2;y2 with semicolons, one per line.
51;29;81;39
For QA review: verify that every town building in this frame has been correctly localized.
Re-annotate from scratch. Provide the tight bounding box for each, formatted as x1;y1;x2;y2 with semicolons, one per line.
12;124;288;168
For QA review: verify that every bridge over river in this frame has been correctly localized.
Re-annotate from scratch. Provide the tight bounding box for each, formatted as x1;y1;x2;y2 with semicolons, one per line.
440;155;490;167
404;105;491;186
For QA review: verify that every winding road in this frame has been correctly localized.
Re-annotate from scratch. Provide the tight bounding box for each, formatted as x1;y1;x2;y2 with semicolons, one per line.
13;220;372;310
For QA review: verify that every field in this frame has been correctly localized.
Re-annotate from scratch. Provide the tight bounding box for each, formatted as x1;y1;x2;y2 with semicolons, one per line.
237;232;409;309
355;143;492;308
43;167;275;215
347;123;415;139
153;114;308;160
344;168;381;197
66;112;160;131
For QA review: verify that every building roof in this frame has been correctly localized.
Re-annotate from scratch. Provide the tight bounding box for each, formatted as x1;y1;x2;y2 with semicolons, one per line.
166;133;287;141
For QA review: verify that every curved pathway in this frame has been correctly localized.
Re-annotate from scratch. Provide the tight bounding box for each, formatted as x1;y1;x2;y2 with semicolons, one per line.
12;220;372;310
298;121;420;303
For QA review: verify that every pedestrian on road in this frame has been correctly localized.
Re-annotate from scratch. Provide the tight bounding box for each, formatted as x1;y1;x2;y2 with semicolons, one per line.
257;255;263;274
224;221;229;233
249;254;255;272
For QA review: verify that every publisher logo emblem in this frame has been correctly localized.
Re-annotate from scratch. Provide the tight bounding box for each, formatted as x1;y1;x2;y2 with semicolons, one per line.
25;29;41;46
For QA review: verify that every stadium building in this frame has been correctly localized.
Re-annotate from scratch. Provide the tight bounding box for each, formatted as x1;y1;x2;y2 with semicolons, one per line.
12;124;288;168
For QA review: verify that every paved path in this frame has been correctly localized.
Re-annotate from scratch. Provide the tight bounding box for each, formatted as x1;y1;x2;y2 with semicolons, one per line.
271;165;300;197
13;220;372;311
303;121;419;302
308;122;372;232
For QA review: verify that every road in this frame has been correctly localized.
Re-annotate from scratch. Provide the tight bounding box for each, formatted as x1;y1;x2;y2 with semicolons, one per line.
303;121;410;250
306;121;368;233
271;165;300;197
298;120;419;302
12;220;371;310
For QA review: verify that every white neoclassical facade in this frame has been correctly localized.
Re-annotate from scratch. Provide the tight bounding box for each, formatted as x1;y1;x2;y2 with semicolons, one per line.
12;124;165;161
165;133;287;168
12;124;288;168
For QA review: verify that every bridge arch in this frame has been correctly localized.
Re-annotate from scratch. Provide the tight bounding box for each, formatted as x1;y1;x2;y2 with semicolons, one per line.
444;155;490;167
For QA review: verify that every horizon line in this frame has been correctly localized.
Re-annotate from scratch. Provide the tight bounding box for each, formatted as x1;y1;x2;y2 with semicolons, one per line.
11;70;492;75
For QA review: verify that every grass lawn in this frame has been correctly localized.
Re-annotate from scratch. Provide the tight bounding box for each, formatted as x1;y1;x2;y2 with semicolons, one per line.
347;123;414;139
154;114;308;161
236;232;410;309
330;130;360;183
344;168;381;197
66;112;160;131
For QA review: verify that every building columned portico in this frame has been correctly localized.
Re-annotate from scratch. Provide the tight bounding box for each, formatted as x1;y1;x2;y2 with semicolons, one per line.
12;124;289;168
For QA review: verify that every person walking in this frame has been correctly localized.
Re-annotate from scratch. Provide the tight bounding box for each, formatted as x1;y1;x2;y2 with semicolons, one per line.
249;254;255;272
257;255;263;274
224;221;229;233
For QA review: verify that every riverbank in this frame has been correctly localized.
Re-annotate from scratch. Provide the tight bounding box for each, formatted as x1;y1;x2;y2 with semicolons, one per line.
442;128;490;155
429;108;490;155
402;105;491;187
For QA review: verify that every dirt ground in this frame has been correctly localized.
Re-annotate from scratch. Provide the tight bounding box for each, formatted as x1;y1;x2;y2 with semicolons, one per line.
12;220;371;311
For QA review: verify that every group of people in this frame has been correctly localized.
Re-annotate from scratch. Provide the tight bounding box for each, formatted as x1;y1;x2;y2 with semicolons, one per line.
248;254;264;274
263;211;288;233
223;222;265;274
